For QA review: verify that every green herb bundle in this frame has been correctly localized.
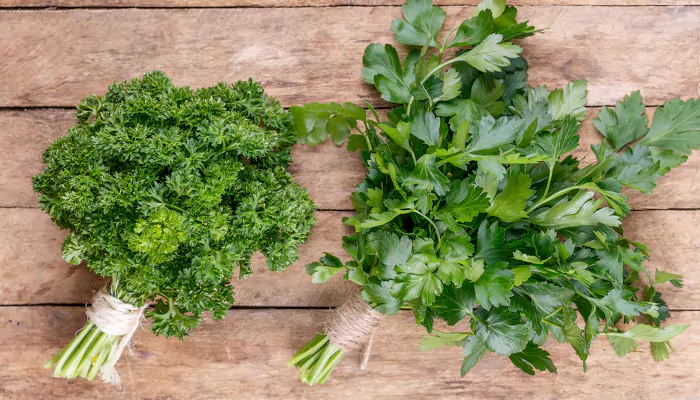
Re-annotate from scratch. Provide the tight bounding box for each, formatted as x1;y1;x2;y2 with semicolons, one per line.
34;71;316;383
289;0;697;384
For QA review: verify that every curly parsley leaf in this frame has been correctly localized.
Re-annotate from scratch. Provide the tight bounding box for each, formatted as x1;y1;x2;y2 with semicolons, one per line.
34;71;316;338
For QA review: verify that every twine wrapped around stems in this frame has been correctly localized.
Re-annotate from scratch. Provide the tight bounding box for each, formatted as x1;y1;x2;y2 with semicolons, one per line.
85;286;148;385
323;292;385;369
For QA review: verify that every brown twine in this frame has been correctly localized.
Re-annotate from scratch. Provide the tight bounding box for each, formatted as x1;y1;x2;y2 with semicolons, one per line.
324;292;385;370
85;285;148;386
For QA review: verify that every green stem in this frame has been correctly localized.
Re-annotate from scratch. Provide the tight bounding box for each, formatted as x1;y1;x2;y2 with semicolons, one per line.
440;26;460;53
408;149;418;165
542;165;554;201
406;97;415;117
289;333;329;366
166;203;187;214
87;342;113;381
308;344;337;384
420;58;462;86
525;185;583;214
543;306;562;321
63;325;101;378
75;331;109;378
290;332;345;386
51;321;95;376
46;319;123;381
412;209;442;251
315;350;344;384
360;123;374;152
470;314;486;326
542;319;565;330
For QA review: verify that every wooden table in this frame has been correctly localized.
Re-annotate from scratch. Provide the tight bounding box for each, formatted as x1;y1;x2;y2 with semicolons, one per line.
1;0;699;398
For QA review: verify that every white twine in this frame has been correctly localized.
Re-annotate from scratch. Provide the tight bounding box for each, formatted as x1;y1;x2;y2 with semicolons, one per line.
324;292;385;370
85;286;148;385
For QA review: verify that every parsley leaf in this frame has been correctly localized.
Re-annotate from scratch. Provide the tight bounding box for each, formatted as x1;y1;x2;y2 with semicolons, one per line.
456;33;523;73
548;80;588;121
594;91;649;151
404;153;450;195
474;307;529;356
638;98;700;154
290;0;694;383
509;343;557;375
486;173;533;222
392;0;446;47
433;283;476;325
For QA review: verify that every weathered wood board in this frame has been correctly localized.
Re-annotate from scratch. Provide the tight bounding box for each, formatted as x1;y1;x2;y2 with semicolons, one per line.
1;307;698;399
1;0;699;397
1;0;699;7
2;109;699;211
2;208;697;308
0;6;698;107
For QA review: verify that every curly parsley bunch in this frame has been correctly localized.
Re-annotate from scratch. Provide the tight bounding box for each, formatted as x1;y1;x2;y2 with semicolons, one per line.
35;71;316;381
290;0;696;384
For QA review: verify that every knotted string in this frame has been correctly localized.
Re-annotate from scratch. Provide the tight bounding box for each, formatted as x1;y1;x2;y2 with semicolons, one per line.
85;286;148;385
323;292;384;370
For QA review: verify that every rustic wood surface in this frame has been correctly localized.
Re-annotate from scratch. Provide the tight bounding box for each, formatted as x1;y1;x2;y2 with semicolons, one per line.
2;109;699;211
2;0;699;7
2;207;697;308
1;307;699;399
1;0;699;398
0;6;699;108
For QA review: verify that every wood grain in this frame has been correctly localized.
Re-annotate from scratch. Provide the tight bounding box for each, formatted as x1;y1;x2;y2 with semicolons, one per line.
0;109;366;211
2;0;699;7
0;209;358;307
1;207;698;308
0;6;698;107
3;108;698;211
1;306;698;399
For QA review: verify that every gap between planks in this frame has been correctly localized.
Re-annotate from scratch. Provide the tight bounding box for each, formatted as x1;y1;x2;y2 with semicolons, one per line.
1;3;699;10
2;304;699;312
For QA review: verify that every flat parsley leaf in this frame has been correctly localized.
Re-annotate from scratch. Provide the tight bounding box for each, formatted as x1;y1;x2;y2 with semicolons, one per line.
509;343;557;375
474;307;529;356
392;0;446;47
433;283;476;325
486;173;533;222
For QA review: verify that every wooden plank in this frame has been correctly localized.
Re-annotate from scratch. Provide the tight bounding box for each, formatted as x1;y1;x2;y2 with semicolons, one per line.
0;6;698;107
4;108;698;210
1;207;698;308
0;209;358;307
2;0;699;7
0;109;365;211
0;110;74;209
1;306;698;398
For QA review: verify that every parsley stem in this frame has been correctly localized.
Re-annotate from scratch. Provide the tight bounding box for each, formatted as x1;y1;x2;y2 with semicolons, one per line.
541;319;564;329
525;185;584;214
542;166;554;201
412;209;441;251
543;306;562;320
420;58;462;86
408;149;418;165
166;203;187;214
469;313;486;326
440;26;460;53
361;123;374;151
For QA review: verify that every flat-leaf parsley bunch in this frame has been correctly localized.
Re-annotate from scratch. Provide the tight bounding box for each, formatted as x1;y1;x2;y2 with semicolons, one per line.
289;0;697;384
34;71;316;383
